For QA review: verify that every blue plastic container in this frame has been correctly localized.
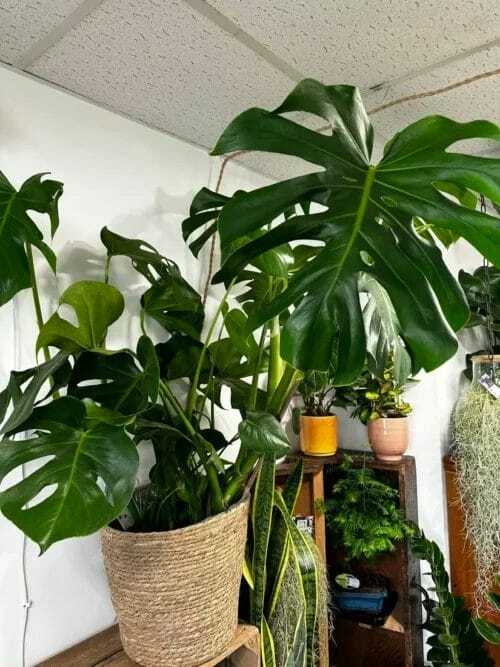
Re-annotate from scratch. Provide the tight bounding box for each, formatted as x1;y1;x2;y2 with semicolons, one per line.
335;588;388;614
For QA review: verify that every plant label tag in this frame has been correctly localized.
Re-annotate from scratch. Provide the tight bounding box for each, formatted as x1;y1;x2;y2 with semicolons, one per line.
117;510;135;530
479;373;500;400
294;515;314;536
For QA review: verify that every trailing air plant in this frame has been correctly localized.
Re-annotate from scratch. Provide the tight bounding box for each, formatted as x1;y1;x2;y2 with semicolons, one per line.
452;384;500;613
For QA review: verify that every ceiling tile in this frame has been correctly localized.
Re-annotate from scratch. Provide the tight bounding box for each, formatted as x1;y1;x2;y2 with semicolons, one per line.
366;43;500;156
207;0;500;88
0;0;82;64
28;0;294;153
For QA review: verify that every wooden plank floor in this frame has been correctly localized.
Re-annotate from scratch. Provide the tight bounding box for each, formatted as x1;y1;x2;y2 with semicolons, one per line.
38;624;260;667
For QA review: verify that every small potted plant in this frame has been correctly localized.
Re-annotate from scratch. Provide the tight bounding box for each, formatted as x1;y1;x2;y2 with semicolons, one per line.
298;370;338;456
340;363;412;462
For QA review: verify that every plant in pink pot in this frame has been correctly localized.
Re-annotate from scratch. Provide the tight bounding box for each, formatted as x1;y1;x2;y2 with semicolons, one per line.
340;363;413;462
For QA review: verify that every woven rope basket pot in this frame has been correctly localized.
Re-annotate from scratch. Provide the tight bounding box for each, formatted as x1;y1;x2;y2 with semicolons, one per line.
101;496;249;667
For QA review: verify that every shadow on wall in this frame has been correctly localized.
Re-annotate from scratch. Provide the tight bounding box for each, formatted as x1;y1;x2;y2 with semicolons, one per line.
33;185;203;350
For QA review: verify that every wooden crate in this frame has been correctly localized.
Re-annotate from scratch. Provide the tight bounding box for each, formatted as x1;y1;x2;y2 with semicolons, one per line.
444;456;500;664
38;624;260;667
278;451;423;667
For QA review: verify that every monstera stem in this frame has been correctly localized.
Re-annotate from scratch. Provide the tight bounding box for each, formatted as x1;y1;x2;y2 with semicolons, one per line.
267;364;303;418
186;280;234;420
249;324;267;411
160;380;224;513
267;315;282;400
26;244;51;364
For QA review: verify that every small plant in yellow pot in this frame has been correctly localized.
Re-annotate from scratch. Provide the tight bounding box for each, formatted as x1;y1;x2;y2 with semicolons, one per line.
299;370;338;456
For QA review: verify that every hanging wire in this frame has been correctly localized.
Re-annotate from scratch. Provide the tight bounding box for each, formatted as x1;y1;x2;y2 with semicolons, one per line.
13;298;32;667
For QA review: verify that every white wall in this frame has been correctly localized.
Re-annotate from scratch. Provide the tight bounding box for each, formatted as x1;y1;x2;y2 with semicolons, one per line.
0;64;487;667
0;65;269;667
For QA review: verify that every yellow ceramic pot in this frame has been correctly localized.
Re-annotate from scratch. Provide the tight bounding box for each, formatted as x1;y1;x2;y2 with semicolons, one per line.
300;415;338;456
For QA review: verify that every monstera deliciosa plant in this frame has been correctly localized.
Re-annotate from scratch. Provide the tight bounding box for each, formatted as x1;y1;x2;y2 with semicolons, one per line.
0;170;322;663
185;79;500;387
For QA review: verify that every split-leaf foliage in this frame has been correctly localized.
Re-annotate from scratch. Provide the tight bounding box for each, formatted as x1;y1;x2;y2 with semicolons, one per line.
184;78;500;385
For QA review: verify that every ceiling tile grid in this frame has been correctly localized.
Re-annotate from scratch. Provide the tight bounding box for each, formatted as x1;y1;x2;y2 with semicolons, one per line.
0;0;82;64
367;42;500;156
207;0;500;89
27;0;294;152
1;0;499;178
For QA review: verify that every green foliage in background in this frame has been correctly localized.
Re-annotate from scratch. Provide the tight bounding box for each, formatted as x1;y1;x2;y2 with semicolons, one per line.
411;528;493;666
198;78;500;384
335;361;412;424
324;455;413;561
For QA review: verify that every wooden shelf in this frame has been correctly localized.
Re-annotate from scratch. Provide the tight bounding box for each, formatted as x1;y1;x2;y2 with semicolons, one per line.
38;624;260;667
278;450;423;667
444;456;500;665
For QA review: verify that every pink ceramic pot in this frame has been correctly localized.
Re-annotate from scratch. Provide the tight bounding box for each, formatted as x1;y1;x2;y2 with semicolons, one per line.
367;417;408;462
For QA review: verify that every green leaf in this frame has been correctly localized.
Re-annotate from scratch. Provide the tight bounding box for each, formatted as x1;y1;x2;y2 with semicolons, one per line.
275;492;319;667
0;351;71;435
0;171;63;306
282;459;304;514
37;281;124;352
136;335;160;402
68;346;155;416
284;611;307;667
0;398;138;552
487;590;500;613
182;187;230;257
239;412;290;458
360;274;413;384
473;618;500;645
251;455;276;626
261;616;277;667
141;276;204;339
101;227;204;338
208;79;500;375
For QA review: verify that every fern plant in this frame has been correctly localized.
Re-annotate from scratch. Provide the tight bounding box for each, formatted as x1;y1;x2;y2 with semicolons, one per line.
324;455;413;561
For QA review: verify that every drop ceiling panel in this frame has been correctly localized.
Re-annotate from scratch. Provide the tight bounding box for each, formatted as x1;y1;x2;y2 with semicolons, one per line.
367;43;500;157
207;0;500;89
28;0;293;154
0;0;82;64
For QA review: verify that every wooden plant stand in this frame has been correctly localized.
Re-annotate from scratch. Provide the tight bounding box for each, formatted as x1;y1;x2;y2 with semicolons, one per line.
277;450;423;667
444;456;500;664
38;624;260;667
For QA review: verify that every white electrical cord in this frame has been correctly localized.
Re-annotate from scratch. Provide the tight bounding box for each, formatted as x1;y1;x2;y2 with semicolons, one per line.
13;297;32;667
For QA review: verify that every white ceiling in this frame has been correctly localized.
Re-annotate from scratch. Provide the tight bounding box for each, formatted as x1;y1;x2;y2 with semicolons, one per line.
1;0;499;180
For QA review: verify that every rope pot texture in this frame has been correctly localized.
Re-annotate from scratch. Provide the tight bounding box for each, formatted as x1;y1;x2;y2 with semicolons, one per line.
101;495;250;667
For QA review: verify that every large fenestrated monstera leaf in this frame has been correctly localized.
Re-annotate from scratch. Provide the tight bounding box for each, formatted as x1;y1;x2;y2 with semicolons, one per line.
0;351;71;435
205;79;500;382
68;336;159;415
0;397;138;552
0;172;63;307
